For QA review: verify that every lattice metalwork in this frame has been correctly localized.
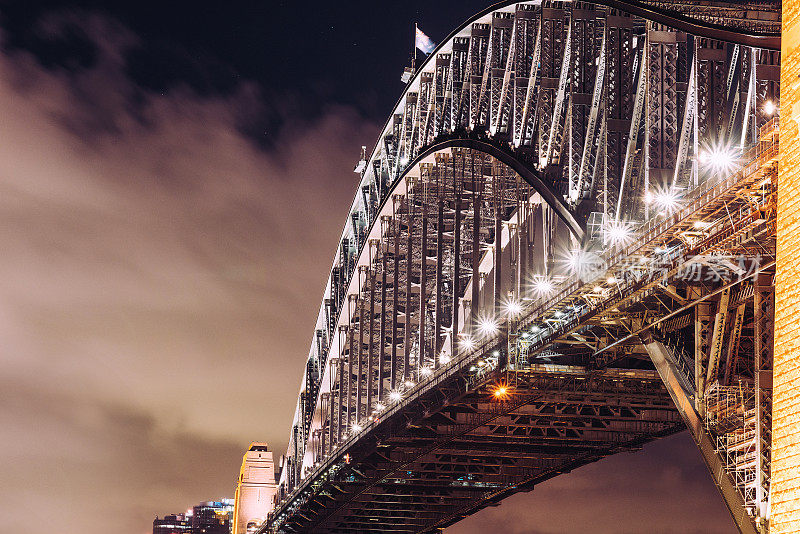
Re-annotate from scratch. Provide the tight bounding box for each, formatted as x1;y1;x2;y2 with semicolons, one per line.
266;2;780;533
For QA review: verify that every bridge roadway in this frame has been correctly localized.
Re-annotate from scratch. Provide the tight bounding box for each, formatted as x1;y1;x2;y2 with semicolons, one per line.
263;0;782;531
264;121;777;532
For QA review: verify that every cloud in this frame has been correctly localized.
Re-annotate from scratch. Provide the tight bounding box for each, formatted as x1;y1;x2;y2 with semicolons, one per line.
0;12;377;534
1;379;244;533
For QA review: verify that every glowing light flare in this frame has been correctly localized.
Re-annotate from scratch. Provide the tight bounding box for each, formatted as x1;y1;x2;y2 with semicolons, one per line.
351;423;363;433
503;298;523;317
764;100;777;116
459;334;476;350
389;391;403;402
602;220;633;246
531;275;554;296
477;314;500;338
565;248;586;273
653;189;681;213
698;144;741;176
492;383;512;400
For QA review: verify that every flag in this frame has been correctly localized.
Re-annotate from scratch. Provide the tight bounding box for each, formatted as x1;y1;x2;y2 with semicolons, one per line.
415;26;436;55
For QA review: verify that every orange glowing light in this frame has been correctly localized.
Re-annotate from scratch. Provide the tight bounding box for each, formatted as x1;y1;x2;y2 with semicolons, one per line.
492;383;511;400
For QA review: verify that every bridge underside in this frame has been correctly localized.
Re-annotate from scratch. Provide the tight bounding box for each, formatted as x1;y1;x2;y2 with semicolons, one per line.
279;368;680;533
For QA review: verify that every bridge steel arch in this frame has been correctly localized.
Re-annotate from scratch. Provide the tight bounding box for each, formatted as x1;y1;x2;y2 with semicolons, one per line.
266;1;781;532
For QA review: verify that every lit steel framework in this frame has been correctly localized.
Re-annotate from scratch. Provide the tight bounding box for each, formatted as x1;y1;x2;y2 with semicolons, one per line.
266;1;780;532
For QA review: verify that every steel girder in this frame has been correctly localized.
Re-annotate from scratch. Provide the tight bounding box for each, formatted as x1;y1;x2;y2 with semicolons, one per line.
271;1;780;533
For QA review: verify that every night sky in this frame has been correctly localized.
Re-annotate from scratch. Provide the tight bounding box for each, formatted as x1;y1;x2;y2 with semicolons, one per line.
0;1;736;533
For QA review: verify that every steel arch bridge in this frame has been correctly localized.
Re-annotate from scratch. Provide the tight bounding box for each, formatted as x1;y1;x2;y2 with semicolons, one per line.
263;1;781;532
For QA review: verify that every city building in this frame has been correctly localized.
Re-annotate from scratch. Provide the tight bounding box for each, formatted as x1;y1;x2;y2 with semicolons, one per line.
152;514;191;534
191;500;234;534
232;442;278;534
153;500;234;534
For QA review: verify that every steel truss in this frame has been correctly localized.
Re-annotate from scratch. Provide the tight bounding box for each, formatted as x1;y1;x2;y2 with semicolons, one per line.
268;1;780;533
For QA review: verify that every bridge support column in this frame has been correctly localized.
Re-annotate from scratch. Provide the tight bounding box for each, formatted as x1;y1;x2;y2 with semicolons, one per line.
771;7;800;531
640;333;758;534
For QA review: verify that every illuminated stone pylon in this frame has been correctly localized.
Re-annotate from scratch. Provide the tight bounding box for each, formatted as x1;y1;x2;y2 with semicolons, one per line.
232;442;277;534
771;8;800;532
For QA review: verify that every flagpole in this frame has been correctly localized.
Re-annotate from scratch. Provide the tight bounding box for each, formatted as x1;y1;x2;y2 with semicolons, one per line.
413;22;417;72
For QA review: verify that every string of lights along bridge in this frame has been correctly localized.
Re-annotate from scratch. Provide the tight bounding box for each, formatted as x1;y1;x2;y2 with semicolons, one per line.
253;0;800;532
